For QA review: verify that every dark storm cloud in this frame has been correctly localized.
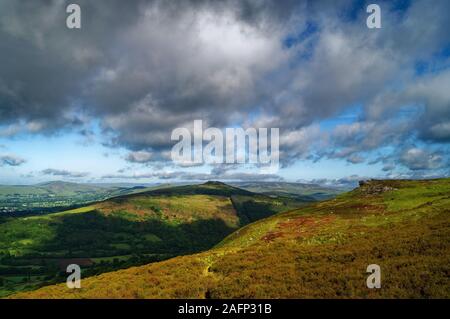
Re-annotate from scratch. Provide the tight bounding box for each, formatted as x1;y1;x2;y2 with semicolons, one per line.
0;0;301;141
0;0;449;174
0;0;150;132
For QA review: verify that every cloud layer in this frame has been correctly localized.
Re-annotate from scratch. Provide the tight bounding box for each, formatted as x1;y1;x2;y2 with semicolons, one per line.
0;0;449;180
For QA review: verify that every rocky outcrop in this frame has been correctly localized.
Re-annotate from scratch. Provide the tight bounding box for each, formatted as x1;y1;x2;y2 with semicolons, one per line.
358;180;396;195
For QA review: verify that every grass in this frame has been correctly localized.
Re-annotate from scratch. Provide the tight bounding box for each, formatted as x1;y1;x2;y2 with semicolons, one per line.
0;182;304;297
101;194;238;227
9;178;449;299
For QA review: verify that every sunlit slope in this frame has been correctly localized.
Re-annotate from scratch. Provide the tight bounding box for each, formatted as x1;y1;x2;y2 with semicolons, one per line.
0;182;304;297
12;178;450;299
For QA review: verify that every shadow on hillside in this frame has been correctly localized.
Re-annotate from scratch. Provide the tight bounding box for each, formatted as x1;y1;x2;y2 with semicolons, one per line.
0;210;238;297
42;210;237;257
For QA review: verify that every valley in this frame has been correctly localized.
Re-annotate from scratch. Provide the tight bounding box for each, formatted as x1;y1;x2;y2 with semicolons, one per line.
0;181;159;215
0;181;307;297
8;178;449;299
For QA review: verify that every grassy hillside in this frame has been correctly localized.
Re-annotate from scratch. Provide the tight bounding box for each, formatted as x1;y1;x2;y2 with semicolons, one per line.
11;178;449;299
0;182;305;297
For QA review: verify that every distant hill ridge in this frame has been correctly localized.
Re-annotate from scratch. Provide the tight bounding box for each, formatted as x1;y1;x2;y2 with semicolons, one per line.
230;181;345;201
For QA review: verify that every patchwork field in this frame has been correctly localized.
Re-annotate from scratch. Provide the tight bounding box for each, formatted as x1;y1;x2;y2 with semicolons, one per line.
0;181;153;214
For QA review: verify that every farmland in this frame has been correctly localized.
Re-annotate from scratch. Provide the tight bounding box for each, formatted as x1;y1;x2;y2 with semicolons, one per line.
0;181;155;214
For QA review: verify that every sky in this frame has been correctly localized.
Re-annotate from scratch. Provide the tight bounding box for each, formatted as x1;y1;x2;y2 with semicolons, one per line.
0;0;449;186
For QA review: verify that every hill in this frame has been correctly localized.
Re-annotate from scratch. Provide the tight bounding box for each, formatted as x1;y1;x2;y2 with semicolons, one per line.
0;182;306;297
11;178;450;298
230;181;346;201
